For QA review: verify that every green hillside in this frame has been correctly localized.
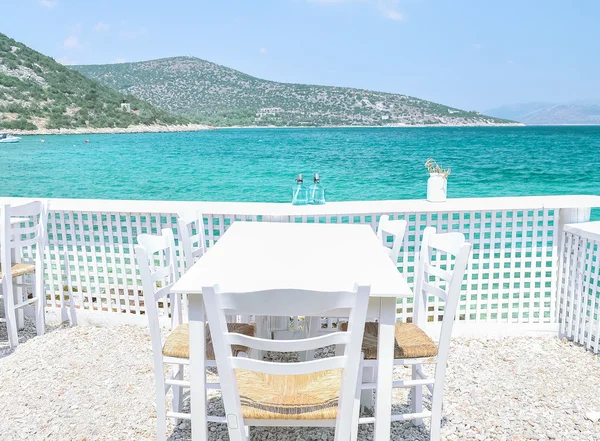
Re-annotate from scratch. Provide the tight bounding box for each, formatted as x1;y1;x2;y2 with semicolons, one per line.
72;56;518;127
0;33;187;131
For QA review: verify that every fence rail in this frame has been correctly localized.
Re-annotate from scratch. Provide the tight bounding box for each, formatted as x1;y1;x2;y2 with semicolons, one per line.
2;195;598;330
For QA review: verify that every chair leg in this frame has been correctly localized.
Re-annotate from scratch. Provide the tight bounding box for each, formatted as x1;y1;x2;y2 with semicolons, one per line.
154;362;167;441
2;278;19;347
172;363;184;424
360;365;375;411
351;360;363;441
303;316;320;361
429;362;448;441
225;415;248;441
34;270;45;336
411;363;423;426
254;316;269;361
14;281;24;330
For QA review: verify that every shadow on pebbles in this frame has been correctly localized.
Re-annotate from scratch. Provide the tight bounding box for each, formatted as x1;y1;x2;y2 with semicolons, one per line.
2;319;600;440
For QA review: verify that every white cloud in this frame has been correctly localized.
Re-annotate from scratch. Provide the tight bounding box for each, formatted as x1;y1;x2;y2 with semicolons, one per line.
64;35;83;49
473;43;483;50
259;48;267;54
94;22;110;32
114;58;127;63
56;56;76;65
377;0;403;20
120;27;149;40
40;0;57;8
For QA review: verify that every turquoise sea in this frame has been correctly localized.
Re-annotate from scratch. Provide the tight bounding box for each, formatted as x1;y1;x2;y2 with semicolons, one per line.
1;126;599;206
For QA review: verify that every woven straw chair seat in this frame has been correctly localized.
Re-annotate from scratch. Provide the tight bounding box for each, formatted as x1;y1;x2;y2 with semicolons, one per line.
162;322;255;359
341;322;438;359
0;263;35;279
236;368;342;420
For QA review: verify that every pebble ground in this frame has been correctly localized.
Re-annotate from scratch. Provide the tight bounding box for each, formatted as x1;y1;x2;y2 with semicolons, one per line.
2;320;600;440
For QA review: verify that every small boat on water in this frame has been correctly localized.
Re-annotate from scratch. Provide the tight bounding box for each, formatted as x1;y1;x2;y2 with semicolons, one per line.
0;133;21;143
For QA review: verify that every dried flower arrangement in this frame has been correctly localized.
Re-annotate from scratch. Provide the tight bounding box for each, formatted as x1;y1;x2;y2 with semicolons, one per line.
425;158;451;179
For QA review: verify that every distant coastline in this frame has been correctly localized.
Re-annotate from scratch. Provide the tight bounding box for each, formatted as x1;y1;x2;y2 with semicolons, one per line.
222;122;525;129
6;121;526;136
8;123;215;136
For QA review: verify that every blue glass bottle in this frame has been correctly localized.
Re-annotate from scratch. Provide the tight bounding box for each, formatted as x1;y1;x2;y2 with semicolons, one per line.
292;174;309;205
309;173;326;205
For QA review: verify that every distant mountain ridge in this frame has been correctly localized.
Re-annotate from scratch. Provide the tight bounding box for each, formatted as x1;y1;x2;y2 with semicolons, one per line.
72;56;518;127
485;102;600;125
0;32;189;131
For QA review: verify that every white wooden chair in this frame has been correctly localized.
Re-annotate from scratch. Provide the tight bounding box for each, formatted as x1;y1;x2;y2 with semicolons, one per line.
135;228;254;441
305;215;407;345
177;210;207;273
0;201;48;348
351;227;471;440
177;212;252;326
202;284;371;441
377;215;408;265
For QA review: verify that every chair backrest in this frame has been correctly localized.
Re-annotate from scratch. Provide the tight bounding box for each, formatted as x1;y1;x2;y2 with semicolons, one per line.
203;284;371;440
0;201;48;276
377;215;408;265
135;229;182;356
413;227;471;351
177;210;207;272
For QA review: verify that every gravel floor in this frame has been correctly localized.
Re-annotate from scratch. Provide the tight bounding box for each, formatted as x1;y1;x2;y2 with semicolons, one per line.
2;320;600;440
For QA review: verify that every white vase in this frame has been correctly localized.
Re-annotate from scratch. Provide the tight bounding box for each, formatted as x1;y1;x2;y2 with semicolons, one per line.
427;173;447;202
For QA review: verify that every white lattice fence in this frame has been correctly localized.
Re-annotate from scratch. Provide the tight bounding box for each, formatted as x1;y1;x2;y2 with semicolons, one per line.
44;210;262;318
25;201;576;323
559;222;600;353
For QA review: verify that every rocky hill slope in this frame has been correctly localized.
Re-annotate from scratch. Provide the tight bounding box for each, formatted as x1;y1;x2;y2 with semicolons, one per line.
73;56;518;127
0;33;188;131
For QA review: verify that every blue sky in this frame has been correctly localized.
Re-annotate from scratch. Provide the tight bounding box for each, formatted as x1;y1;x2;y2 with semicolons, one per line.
1;0;599;110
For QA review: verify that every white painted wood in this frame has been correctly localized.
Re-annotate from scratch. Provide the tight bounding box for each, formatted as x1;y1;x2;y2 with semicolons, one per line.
558;220;600;353
0;195;597;333
176;222;411;440
377;215;408;266
177;209;207;272
374;296;397;441
135;229;199;441
360;227;472;441
306;215;408;368
0;200;48;347
188;293;208;441
202;284;370;440
3;194;599;217
172;223;411;297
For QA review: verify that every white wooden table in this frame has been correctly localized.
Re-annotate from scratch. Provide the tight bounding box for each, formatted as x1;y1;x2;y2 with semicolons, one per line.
171;222;412;441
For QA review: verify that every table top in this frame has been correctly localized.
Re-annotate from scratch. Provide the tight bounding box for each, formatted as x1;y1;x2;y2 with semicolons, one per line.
172;222;412;298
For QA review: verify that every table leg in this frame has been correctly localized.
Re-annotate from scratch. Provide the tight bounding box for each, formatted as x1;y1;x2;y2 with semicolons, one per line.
188;294;208;441
374;297;396;441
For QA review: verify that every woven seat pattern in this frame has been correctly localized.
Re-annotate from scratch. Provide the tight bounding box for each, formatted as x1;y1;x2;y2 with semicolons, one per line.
341;322;438;359
0;263;35;279
162;323;255;359
236;368;342;420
